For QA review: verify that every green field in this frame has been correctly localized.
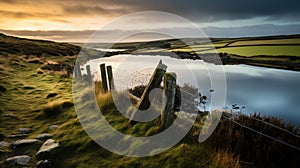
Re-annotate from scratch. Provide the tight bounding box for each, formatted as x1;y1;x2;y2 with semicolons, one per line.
164;35;300;57
216;46;300;56
229;38;300;46
170;47;214;53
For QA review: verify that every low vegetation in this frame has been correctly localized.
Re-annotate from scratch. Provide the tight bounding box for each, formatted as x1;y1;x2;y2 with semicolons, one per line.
0;33;299;167
0;33;80;56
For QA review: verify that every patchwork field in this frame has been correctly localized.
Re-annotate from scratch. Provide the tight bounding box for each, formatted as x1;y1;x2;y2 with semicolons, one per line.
167;36;300;57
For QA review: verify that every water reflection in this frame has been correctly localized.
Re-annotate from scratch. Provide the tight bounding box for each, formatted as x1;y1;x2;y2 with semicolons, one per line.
83;55;300;124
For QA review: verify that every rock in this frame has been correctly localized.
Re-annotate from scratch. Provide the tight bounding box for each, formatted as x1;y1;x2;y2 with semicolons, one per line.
12;139;39;146
36;139;59;157
19;128;31;134
5;155;31;166
36;160;51;168
36;133;52;140
8;134;28;138
49;125;58;130
46;93;58;99
0;141;10;147
2;113;15;117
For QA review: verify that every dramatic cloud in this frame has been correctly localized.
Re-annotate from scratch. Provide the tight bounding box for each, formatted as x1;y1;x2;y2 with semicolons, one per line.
0;10;62;19
2;24;300;42
0;0;299;41
1;0;299;22
203;24;300;37
62;5;128;16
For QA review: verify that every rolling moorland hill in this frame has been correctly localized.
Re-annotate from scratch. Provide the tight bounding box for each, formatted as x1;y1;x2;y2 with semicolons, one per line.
0;33;81;56
0;34;299;167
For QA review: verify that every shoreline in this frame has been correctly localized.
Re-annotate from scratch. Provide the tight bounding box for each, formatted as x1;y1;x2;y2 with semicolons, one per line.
99;50;300;72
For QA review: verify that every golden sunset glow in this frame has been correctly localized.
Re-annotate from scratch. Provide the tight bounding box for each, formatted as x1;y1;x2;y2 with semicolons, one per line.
0;0;299;42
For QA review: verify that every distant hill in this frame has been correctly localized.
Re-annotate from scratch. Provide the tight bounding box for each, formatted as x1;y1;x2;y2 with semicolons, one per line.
0;33;81;56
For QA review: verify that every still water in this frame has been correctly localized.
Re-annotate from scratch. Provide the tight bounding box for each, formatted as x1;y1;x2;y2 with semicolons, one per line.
83;54;300;125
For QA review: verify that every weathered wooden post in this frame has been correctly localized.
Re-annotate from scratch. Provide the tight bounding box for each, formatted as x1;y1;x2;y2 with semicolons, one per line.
100;63;108;92
136;60;167;110
106;65;114;90
74;63;81;78
161;72;177;129
86;65;92;80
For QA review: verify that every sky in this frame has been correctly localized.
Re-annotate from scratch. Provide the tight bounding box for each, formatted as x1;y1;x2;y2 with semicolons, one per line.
0;0;300;42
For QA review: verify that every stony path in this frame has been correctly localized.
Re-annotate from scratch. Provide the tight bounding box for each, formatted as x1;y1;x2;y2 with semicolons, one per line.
0;57;72;167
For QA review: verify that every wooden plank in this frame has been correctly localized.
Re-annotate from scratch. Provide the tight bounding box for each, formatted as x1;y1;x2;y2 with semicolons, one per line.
136;60;167;110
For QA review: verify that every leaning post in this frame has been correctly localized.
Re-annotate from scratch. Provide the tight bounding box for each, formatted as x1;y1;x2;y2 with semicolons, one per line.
129;60;167;124
135;60;167;110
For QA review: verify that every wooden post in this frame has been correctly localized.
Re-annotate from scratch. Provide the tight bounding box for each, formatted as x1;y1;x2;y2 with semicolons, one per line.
136;60;167;110
106;65;114;90
100;63;108;92
161;72;176;129
86;65;92;80
74;63;81;78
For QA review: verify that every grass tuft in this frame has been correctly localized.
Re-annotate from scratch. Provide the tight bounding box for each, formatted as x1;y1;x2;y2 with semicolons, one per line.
43;100;74;117
209;150;240;168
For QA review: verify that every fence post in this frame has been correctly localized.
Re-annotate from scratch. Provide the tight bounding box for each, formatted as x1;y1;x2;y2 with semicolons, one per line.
100;63;108;92
161;72;176;129
106;65;114;90
86;65;92;81
74;63;81;78
136;60;167;110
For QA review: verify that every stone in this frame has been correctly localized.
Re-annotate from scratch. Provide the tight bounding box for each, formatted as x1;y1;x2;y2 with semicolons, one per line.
8;134;28;138
5;155;31;166
0;141;10;147
49;125;58;130
36;133;52;140
46;93;58;99
36;160;51;168
36;139;59;157
12;139;39;146
19;128;31;134
2;113;15;117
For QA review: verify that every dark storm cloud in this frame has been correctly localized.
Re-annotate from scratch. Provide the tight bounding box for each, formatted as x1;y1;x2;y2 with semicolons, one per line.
203;24;300;37
71;0;300;22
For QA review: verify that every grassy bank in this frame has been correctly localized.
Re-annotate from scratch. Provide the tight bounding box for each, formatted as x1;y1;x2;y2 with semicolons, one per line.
0;34;299;167
0;53;241;167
